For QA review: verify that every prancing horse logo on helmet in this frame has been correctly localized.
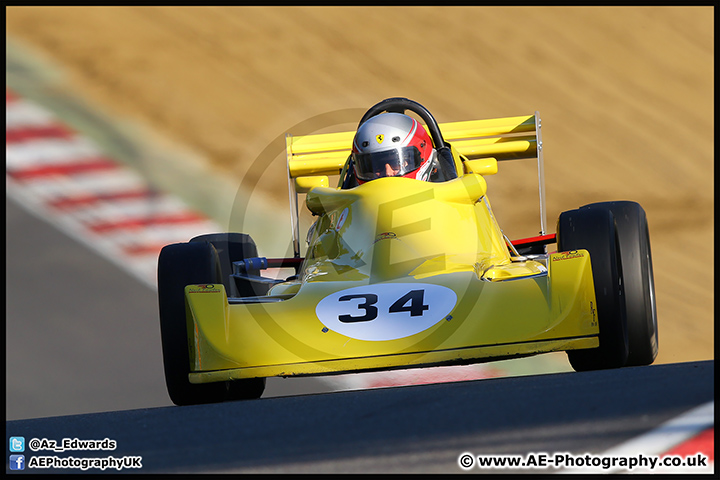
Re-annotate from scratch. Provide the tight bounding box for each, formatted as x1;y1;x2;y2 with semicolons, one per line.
376;134;384;144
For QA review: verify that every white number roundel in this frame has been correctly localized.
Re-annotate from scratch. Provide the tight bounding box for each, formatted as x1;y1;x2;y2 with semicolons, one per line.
315;283;457;341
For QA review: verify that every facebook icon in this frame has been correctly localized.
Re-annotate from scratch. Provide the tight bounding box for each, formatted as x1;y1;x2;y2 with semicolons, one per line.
9;454;25;470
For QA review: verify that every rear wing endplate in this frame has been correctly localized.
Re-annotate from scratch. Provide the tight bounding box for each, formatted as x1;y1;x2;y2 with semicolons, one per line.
285;112;545;258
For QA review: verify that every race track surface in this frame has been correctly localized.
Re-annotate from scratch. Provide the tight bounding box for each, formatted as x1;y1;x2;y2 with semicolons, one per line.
6;361;714;473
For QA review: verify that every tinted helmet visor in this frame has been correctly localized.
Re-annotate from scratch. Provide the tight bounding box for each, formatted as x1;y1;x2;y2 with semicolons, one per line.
352;147;423;181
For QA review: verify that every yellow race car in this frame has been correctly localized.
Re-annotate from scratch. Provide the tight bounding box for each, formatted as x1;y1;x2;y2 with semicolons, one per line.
158;98;657;406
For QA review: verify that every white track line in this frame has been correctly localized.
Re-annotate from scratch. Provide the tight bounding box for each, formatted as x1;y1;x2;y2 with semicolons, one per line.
6;98;56;126
14;169;153;199
560;400;714;474
6;137;103;167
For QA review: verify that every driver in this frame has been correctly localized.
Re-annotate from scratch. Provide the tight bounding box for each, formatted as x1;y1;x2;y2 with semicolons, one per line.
350;112;438;184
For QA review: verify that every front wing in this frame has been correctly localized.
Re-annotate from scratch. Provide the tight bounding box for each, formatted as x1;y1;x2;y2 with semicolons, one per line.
186;251;599;384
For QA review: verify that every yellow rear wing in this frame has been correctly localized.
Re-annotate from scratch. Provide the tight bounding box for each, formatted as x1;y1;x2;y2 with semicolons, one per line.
287;113;540;177
285;112;546;257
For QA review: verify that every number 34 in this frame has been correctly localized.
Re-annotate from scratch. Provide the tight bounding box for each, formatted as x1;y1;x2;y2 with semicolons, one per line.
337;289;429;323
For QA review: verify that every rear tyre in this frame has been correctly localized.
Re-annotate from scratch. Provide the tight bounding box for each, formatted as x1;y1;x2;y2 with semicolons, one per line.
557;207;628;371
583;202;657;366
189;233;267;400
158;242;228;405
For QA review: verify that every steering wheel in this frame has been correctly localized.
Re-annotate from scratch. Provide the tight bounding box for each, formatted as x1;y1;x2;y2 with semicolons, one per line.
357;97;448;151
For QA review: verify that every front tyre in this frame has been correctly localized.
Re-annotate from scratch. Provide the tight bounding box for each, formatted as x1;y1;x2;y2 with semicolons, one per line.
558;207;628;371
583;202;657;366
189;233;267;400
158;242;228;405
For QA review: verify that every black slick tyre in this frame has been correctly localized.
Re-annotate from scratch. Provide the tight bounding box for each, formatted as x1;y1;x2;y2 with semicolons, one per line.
557;207;629;371
189;233;267;399
583;202;658;366
157;242;228;406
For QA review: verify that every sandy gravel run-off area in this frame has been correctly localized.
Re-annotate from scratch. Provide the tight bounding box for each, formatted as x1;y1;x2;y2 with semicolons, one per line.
6;6;713;364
